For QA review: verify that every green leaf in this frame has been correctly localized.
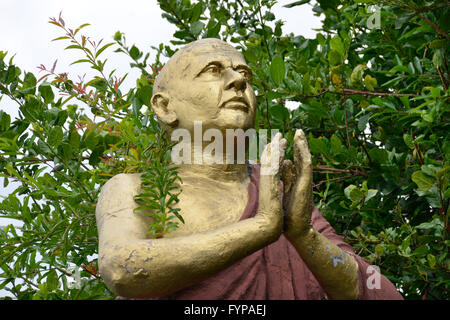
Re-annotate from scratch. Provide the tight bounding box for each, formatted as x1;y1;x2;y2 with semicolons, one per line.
46;269;59;292
0;110;11;131
38;83;54;103
328;50;342;66
56;110;68;127
430;87;440;98
270;105;289;121
136;85;153;106
427;254;436;268
23;72;37;89
417;219;442;230
375;244;384;256
368;148;388;164
191;2;203;22
421;165;440;178
206;21;221;38
65;45;83;50
350;64;367;85
47;127;63;148
283;0;310;8
365;189;378;201
74;23;90;35
330;36;345;56
364;74;377;91
413;245;428;257
70;132;81;150
412;171;435;191
330;134;342;155
413;56;422;74
58;142;72;161
401;235;411;251
191;21;205;37
129;45;140;60
436;166;450;180
344;185;364;202
270;55;286;86
266;91;283;100
308;136;327;155
403;133;414;149
70;59;91;66
358;113;371;131
114;31;123;41
51;36;70;41
84;132;99;150
95;42;115;58
87;77;108;91
432;50;444;67
429;39;446;49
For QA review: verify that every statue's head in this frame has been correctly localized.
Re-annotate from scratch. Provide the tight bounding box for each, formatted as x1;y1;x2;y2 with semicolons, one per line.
151;38;256;134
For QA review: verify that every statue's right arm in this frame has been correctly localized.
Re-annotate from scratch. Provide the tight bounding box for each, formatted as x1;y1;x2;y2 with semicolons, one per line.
96;135;286;299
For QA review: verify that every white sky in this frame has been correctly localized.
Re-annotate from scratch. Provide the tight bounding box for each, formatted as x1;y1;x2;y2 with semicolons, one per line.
0;0;321;298
0;0;321;119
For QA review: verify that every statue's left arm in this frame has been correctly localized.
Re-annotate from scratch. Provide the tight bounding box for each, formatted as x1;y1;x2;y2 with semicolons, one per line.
282;130;403;300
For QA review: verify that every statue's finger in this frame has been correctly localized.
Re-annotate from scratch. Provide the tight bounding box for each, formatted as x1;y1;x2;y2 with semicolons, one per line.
296;131;312;178
287;130;313;210
281;159;296;209
293;129;306;174
279;138;287;170
260;137;272;166
281;159;296;195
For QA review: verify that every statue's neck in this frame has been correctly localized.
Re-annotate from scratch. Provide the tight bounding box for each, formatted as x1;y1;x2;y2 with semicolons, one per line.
177;163;249;183
173;137;250;183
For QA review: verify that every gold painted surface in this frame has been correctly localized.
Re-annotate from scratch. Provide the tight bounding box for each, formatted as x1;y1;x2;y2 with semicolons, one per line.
96;38;359;299
282;130;359;299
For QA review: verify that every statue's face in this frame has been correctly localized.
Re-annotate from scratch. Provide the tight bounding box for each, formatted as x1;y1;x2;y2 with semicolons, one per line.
168;44;256;133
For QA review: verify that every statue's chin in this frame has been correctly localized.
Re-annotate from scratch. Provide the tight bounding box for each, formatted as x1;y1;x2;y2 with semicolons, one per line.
213;110;254;132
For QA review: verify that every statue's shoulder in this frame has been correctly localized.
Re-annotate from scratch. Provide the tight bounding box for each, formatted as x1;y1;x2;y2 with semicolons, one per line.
101;173;142;193
96;173;142;217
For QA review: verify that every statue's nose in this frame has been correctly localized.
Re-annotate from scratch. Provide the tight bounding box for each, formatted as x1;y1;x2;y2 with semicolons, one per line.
224;69;247;92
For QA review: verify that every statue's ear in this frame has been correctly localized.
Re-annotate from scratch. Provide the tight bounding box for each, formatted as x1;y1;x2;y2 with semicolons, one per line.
151;93;178;127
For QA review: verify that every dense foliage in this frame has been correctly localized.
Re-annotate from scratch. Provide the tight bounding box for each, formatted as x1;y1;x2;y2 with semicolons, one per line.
1;0;449;299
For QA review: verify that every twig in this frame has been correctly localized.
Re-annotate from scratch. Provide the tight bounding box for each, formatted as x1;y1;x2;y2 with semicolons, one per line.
417;12;450;39
354;134;373;167
261;88;418;100
56;266;74;277
313;175;355;188
343;94;351;148
437;66;448;90
265;96;271;130
314;165;369;178
341;88;418;97
411;132;424;165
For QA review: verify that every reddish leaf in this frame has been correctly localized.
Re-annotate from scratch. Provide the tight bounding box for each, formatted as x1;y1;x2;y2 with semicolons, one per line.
58;11;65;26
37;74;51;82
74;23;91;36
51;36;70;41
50;59;58;73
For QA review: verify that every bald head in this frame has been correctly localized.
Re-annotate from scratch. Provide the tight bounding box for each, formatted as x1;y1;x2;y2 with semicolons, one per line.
150;38;256;134
153;38;243;95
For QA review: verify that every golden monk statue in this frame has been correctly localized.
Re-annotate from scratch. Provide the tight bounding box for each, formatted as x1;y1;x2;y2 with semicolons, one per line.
95;38;403;300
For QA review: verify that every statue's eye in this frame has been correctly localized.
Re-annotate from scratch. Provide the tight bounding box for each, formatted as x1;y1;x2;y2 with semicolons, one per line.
237;69;252;82
203;64;221;75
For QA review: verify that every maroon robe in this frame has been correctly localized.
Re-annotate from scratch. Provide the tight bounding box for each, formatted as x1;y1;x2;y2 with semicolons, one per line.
120;164;403;300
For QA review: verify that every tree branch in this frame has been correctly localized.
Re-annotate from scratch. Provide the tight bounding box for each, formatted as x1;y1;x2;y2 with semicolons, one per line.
313;165;369;178
341;88;418;97
313;175;356;188
417;12;450;39
343;94;351;148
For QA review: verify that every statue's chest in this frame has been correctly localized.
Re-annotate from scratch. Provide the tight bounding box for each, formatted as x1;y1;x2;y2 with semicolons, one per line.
164;182;249;237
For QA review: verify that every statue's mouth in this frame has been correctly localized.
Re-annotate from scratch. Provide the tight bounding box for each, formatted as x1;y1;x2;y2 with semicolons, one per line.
222;96;249;112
